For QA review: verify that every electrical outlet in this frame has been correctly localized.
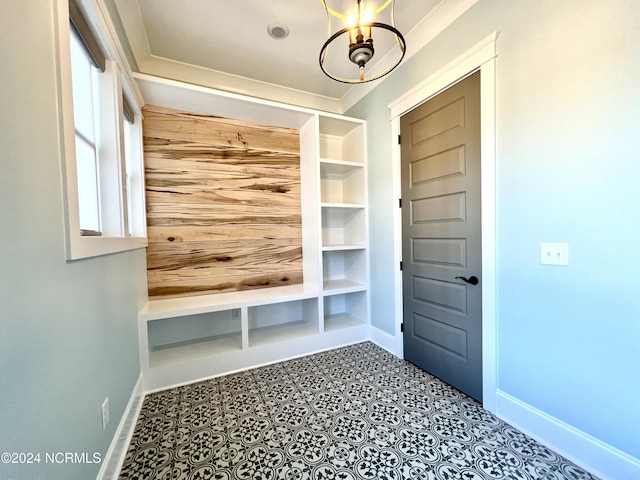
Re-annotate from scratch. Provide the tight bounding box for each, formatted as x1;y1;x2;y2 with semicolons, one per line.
101;397;109;431
540;242;569;266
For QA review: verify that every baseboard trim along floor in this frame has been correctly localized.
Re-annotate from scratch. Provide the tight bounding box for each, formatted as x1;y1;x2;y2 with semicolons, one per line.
495;390;640;480
97;374;145;480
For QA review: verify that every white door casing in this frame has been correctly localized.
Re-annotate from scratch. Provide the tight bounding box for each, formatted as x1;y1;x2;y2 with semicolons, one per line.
388;32;497;412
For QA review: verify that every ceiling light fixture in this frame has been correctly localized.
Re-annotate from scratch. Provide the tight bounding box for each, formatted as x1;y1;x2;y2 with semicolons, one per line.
319;0;406;83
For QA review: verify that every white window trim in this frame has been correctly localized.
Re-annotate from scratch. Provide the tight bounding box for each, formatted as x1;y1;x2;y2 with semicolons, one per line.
124;114;147;238
56;0;147;260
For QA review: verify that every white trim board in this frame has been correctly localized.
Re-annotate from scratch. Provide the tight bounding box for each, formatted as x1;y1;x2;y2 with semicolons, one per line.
388;32;498;118
96;374;145;480
369;325;401;357
388;32;498;413
496;390;640;480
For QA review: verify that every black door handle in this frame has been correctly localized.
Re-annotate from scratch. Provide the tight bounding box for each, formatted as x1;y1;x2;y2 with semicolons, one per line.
455;275;479;285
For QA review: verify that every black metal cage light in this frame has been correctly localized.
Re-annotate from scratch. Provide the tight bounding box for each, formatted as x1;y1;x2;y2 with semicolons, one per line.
319;0;406;83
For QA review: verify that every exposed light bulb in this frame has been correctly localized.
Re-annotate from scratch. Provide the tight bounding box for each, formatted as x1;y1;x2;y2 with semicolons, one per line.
363;7;373;22
319;0;406;84
362;6;373;39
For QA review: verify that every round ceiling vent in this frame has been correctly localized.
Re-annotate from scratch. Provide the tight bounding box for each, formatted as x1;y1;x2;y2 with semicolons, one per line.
267;23;290;40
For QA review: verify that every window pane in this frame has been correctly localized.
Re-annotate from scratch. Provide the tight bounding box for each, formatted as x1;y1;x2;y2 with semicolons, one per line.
69;28;96;143
123;120;133;236
75;135;101;233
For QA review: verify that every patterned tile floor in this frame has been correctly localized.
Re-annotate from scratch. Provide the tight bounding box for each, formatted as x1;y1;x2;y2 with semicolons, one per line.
119;342;599;480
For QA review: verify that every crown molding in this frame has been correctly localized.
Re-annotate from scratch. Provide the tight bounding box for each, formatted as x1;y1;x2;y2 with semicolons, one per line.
138;55;343;114
109;0;478;114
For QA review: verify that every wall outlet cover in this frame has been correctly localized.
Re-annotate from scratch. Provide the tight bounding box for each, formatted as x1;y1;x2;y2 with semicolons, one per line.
540;242;569;266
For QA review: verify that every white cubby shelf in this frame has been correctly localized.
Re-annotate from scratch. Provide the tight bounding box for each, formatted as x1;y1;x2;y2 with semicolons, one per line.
135;74;369;391
324;294;367;332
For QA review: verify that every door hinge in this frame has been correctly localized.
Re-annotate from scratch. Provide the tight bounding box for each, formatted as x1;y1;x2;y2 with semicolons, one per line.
400;323;404;333
398;134;401;145
400;261;403;271
399;198;402;208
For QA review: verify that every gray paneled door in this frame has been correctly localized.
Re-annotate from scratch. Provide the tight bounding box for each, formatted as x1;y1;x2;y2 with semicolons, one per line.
401;71;482;401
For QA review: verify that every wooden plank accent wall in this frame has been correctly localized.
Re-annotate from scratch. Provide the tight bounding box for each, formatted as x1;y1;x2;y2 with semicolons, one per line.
143;105;303;299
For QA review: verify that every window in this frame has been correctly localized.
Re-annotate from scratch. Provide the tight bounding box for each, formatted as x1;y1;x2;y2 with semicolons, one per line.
59;0;146;259
122;106;146;238
70;27;101;235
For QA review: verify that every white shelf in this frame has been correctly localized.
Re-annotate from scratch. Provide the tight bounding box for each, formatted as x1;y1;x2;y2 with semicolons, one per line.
321;203;365;209
145;308;242;368
149;333;242;368
320;158;364;169
319;115;366;137
323;291;367;332
139;284;317;322
322;244;366;251
323;278;366;293
248;297;319;347
249;320;319;348
322;206;366;247
320;158;365;204
324;313;366;332
323;242;367;289
319;117;365;162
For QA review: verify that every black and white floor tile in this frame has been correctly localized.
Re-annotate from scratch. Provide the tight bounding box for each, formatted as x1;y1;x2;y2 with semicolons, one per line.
119;342;599;480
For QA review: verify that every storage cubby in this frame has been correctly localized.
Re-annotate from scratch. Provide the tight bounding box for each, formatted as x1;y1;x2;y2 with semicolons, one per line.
248;298;319;347
147;310;242;368
319;116;364;163
324;291;367;331
320;160;365;205
323;249;367;291
322;206;366;247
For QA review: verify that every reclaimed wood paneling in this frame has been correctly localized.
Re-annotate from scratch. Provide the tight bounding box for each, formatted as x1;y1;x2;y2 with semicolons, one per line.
143;105;302;299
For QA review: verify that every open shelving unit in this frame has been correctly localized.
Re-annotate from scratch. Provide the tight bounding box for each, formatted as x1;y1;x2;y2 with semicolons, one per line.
147;309;242;368
323;248;367;291
324;290;368;332
134;74;369;391
318;115;369;337
248;298;319;347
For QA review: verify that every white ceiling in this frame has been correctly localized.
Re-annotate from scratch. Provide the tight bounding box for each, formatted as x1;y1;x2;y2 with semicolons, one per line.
113;0;477;111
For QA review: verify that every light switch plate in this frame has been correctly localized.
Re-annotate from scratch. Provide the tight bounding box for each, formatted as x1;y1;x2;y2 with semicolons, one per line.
540;242;569;266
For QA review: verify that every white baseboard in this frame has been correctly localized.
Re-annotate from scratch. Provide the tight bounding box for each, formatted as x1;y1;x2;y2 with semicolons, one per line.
96;374;145;480
496;390;640;480
369;325;402;357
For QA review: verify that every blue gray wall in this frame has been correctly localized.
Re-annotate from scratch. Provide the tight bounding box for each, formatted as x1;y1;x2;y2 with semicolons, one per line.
348;0;640;463
0;1;147;478
2;1;639;478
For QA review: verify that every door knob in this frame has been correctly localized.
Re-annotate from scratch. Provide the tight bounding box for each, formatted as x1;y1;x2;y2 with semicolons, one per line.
455;275;479;285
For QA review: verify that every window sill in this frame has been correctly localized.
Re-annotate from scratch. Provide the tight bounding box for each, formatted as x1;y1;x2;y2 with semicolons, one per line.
66;235;147;260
